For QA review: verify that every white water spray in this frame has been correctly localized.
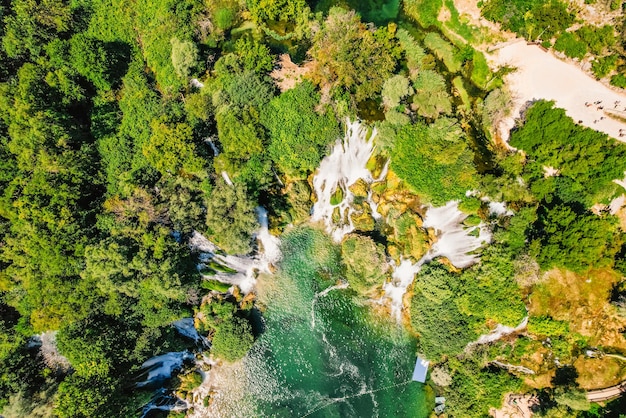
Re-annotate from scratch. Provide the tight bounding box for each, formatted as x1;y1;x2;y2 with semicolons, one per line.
383;201;492;321
190;207;281;294
465;316;528;351
311;282;349;329
311;120;381;242
173;318;210;348
421;201;492;268
136;351;195;388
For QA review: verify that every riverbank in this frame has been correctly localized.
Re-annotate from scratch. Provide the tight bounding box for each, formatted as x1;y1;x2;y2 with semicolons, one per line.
487;40;626;143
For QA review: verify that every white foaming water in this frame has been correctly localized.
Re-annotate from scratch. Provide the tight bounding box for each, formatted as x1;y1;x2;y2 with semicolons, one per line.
312;119;380;242
465;316;528;352
136;351;195;388
383;201;492;321
255;207;281;266
190;78;204;88
185;355;218;418
221;171;234;186
189;207;281;294
421;201;492;269
173;318;210;348
487;201;512;216
140;388;190;418
205;137;220;156
383;259;423;321
311;282;350;329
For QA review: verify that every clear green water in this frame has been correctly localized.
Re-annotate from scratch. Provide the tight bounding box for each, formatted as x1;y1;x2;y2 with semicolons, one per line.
239;228;432;417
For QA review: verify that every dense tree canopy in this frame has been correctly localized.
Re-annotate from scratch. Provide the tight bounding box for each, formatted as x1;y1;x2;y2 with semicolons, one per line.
262;81;340;177
0;0;623;416
308;7;400;102
391;118;478;204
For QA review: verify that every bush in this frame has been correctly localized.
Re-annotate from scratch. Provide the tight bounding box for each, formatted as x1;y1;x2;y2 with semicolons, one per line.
510;100;626;206
591;54;618;79
554;32;587;59
341;235;388;293
171;38;199;78
391;118;478;204
576;25;615;55
611;73;626;88
211;316;254;362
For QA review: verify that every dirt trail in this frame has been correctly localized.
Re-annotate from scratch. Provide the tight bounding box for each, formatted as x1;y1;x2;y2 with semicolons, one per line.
586;381;626;402
270;54;314;92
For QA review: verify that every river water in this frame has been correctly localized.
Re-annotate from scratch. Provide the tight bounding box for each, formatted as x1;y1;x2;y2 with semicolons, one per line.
206;228;432;417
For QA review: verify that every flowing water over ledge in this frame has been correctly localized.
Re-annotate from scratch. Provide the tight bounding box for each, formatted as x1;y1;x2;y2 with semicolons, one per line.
383;200;493;321
311;119;382;242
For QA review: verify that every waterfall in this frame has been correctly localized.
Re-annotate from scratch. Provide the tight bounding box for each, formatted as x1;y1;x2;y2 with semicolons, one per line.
421;201;492;269
172;317;210;348
136;351;195;389
221;171;234;186
465;316;528;351
254;207;281;266
383;201;492;321
190;78;204;88
140;388;190;418
383;259;424;321
190;206;281;294
311;119;379;242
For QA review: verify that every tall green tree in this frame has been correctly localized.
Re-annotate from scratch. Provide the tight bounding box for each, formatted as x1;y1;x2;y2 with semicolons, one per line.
262;81;340;177
308;7;399;102
205;179;258;254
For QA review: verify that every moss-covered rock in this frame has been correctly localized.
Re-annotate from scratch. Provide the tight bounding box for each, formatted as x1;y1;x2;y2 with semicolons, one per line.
330;187;344;205
349;178;369;198
350;205;375;231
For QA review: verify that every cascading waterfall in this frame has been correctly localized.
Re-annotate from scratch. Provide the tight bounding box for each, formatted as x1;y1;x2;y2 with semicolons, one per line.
311;119;381;242
136;351;195;389
172;317;210;348
465;316;529;352
190;206;281;294
420;201;492;268
139;207;282;415
383;201;493;321
140;388;191;418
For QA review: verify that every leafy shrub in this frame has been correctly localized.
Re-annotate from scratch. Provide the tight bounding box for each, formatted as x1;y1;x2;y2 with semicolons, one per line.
391;118;478;204
611;73;626;88
170;38;199;78
576;25;615;55
510;100;626;205
554;32;587;59
211;316;254;362
262;81;339;177
412;70;452;119
591;54;618;79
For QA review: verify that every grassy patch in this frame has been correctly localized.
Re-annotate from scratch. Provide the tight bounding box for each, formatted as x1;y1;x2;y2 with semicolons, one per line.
573;356;626;390
529;268;626;350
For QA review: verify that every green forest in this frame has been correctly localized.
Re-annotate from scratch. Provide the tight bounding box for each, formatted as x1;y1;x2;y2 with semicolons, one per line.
0;0;626;417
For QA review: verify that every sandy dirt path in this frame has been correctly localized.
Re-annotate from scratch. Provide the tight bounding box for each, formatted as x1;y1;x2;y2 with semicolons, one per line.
488;40;626;143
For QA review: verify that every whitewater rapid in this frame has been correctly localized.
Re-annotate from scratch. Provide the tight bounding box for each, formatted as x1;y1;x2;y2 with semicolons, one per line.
383;201;493;321
311;119;383;242
190;207;281;294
